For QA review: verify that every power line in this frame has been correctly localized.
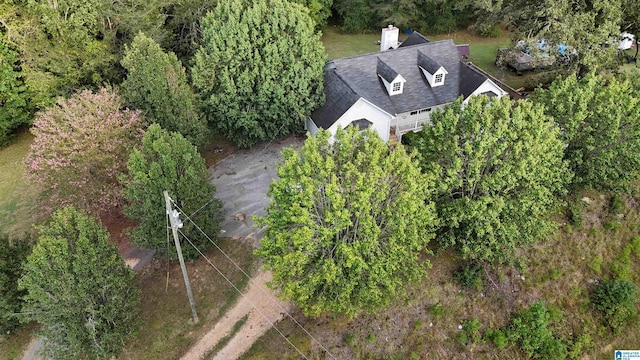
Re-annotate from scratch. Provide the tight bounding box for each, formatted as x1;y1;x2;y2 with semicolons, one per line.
177;229;310;360
171;200;336;359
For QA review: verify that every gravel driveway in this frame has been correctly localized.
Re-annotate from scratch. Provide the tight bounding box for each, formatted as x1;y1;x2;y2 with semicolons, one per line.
209;135;303;246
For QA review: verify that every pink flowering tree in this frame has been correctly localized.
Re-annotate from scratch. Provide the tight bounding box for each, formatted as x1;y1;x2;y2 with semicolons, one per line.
25;88;146;215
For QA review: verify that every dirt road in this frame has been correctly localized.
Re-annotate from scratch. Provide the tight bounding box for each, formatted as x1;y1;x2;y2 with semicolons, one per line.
180;270;290;360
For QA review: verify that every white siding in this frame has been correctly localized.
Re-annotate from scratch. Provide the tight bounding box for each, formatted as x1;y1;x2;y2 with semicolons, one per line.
326;98;393;142
394;104;447;136
306;117;319;136
465;79;508;102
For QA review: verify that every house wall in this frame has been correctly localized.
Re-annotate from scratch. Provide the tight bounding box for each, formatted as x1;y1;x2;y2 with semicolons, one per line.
306;117;320;136
394;104;447;135
465;79;508;102
326;98;393;142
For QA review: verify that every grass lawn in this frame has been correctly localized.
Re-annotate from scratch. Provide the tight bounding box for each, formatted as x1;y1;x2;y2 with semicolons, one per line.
321;26;534;90
0;130;42;237
240;191;640;359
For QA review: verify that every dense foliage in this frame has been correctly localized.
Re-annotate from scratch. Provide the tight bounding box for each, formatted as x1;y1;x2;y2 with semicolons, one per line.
0;232;33;334
291;0;333;28
24;88;146;215
532;73;640;192
121;33;208;147
410;96;569;263
256;128;437;317
504;0;622;72
121;124;222;260
19;207;140;359
0;34;32;145
591;279;638;334
192;0;325;148
506;302;568;360
0;0;168;109
333;0;475;33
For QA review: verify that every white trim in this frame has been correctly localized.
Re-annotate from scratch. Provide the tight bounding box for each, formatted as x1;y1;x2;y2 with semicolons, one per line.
378;74;406;96
419;66;448;88
464;79;508;103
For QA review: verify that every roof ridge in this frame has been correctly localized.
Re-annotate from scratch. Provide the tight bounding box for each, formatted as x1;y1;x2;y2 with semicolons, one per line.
332;39;456;62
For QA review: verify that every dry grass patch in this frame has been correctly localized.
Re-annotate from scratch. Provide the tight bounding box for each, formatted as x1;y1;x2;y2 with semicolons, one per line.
240;190;640;359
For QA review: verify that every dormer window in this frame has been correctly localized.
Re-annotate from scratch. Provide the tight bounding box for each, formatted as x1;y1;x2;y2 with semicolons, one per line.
377;58;405;96
417;51;448;88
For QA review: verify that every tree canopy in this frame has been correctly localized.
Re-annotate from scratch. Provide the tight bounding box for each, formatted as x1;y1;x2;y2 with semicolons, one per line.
121;32;208;147
256;127;437;317
0;232;33;334
24;88;146;215
531;73;640;192
410;96;569;263
121;124;222;260
19;207;140;359
504;0;622;72
0;34;33;145
192;0;325;148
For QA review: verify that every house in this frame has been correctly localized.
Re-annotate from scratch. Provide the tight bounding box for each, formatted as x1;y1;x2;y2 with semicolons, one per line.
306;26;508;142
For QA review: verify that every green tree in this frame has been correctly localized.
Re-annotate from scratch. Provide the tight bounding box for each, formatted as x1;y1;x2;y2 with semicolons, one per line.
0;232;33;334
192;0;325;148
0;33;33;145
1;0;168;109
121;124;222;259
24;88;146;215
532;73;640;192
163;0;219;60
121;33;208;147
504;0;622;72
333;0;378;32
410;96;569;263
291;0;333;28
256;127;437;317
19;207;140;359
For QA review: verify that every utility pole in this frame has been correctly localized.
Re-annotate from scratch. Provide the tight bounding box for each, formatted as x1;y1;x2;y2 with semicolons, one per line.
164;190;199;324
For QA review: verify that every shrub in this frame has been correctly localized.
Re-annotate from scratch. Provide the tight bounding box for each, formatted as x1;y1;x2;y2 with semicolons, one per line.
453;261;484;291
507;302;568;360
610;245;632;280
591;279;638;334
566;200;583;228
483;328;508;349
609;194;625;214
462;318;482;344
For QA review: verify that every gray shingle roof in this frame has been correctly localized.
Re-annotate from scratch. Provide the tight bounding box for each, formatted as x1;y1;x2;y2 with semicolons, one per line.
310;68;360;129
417;51;442;74
459;62;489;98
376;58;399;83
399;32;430;47
310;39;491;129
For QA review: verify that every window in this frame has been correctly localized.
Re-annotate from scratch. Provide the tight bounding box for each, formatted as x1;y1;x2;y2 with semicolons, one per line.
419;108;431;113
349;119;373;131
434;73;443;83
392;82;401;92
